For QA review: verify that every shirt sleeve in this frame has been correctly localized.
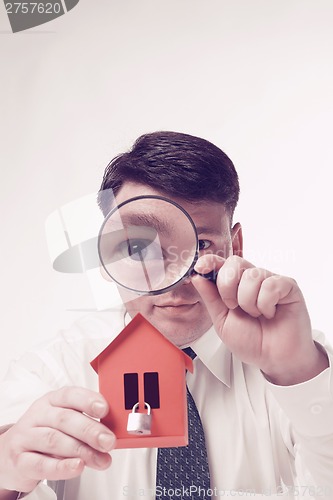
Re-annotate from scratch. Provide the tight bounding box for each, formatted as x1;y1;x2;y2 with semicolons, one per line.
18;482;56;500
266;331;333;494
0;355;57;426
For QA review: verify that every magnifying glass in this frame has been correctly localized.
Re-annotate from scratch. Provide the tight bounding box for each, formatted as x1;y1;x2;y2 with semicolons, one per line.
98;195;216;296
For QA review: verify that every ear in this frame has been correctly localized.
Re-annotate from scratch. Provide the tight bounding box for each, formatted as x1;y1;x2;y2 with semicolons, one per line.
231;222;243;257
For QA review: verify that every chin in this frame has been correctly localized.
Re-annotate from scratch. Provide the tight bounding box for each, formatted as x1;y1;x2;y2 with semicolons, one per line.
123;296;212;346
143;312;211;347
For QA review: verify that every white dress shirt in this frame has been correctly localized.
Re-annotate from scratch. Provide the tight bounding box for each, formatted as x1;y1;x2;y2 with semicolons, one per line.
0;307;332;500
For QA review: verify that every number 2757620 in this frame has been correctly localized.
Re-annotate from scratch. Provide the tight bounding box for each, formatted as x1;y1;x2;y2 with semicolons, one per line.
5;3;62;14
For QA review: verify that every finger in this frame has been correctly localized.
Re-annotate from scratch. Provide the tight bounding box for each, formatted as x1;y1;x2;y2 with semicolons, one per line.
192;256;229;324
257;275;297;319
237;267;270;318
216;256;254;309
17;452;85;483
48;386;109;419
192;272;229;326
21;427;112;470
36;407;116;453
24;388;116;454
194;253;226;276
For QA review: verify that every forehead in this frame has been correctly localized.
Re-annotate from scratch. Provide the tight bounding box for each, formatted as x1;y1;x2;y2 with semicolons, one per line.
114;182;231;234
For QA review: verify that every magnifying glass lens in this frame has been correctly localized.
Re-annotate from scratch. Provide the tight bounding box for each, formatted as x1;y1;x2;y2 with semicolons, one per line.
98;197;198;295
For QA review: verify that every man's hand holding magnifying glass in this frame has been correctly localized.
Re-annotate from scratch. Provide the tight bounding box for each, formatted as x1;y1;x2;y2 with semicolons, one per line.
192;254;329;386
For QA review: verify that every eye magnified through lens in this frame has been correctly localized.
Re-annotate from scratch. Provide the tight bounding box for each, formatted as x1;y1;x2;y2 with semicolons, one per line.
98;195;215;295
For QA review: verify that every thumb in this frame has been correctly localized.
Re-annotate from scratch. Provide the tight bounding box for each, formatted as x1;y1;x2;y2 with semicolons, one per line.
191;255;229;323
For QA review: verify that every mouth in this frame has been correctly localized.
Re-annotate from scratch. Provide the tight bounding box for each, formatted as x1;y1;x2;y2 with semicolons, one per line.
156;300;198;307
154;302;199;313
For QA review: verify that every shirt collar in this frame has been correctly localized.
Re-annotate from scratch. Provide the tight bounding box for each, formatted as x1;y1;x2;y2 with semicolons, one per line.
124;311;231;388
188;326;231;388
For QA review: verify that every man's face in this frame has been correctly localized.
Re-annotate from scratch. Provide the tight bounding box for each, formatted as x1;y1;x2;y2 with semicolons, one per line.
108;182;242;346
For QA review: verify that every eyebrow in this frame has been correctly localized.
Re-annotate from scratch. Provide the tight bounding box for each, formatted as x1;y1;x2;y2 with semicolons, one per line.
196;225;226;237
119;213;174;236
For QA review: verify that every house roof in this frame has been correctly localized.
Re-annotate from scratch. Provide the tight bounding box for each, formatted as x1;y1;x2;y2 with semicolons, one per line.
91;313;193;373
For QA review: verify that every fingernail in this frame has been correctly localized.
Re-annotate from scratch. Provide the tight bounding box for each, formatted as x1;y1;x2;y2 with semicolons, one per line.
98;432;115;451
94;453;108;467
92;401;107;417
69;458;82;470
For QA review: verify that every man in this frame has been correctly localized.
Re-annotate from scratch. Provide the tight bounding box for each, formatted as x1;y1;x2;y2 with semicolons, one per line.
0;131;332;499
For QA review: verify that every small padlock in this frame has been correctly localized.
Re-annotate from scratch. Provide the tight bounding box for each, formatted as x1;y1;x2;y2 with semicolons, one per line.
127;402;152;435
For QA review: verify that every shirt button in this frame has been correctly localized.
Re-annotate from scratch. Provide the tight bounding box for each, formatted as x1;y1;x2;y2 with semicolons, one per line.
310;404;322;414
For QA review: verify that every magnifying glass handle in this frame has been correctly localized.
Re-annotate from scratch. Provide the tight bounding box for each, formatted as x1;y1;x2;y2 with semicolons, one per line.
192;269;218;283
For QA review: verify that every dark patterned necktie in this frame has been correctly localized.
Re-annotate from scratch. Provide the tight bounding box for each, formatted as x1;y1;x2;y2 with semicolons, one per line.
156;347;211;499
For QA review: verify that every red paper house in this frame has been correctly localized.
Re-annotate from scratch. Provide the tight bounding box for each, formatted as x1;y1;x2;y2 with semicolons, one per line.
90;313;193;449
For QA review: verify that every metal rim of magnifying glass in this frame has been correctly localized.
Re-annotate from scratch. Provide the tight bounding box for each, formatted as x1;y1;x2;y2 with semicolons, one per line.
97;195;200;296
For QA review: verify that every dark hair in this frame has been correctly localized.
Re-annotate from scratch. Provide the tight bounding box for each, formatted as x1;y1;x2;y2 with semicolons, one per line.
98;131;239;219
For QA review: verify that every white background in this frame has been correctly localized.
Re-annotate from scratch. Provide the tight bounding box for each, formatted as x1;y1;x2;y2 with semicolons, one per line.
0;0;332;380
